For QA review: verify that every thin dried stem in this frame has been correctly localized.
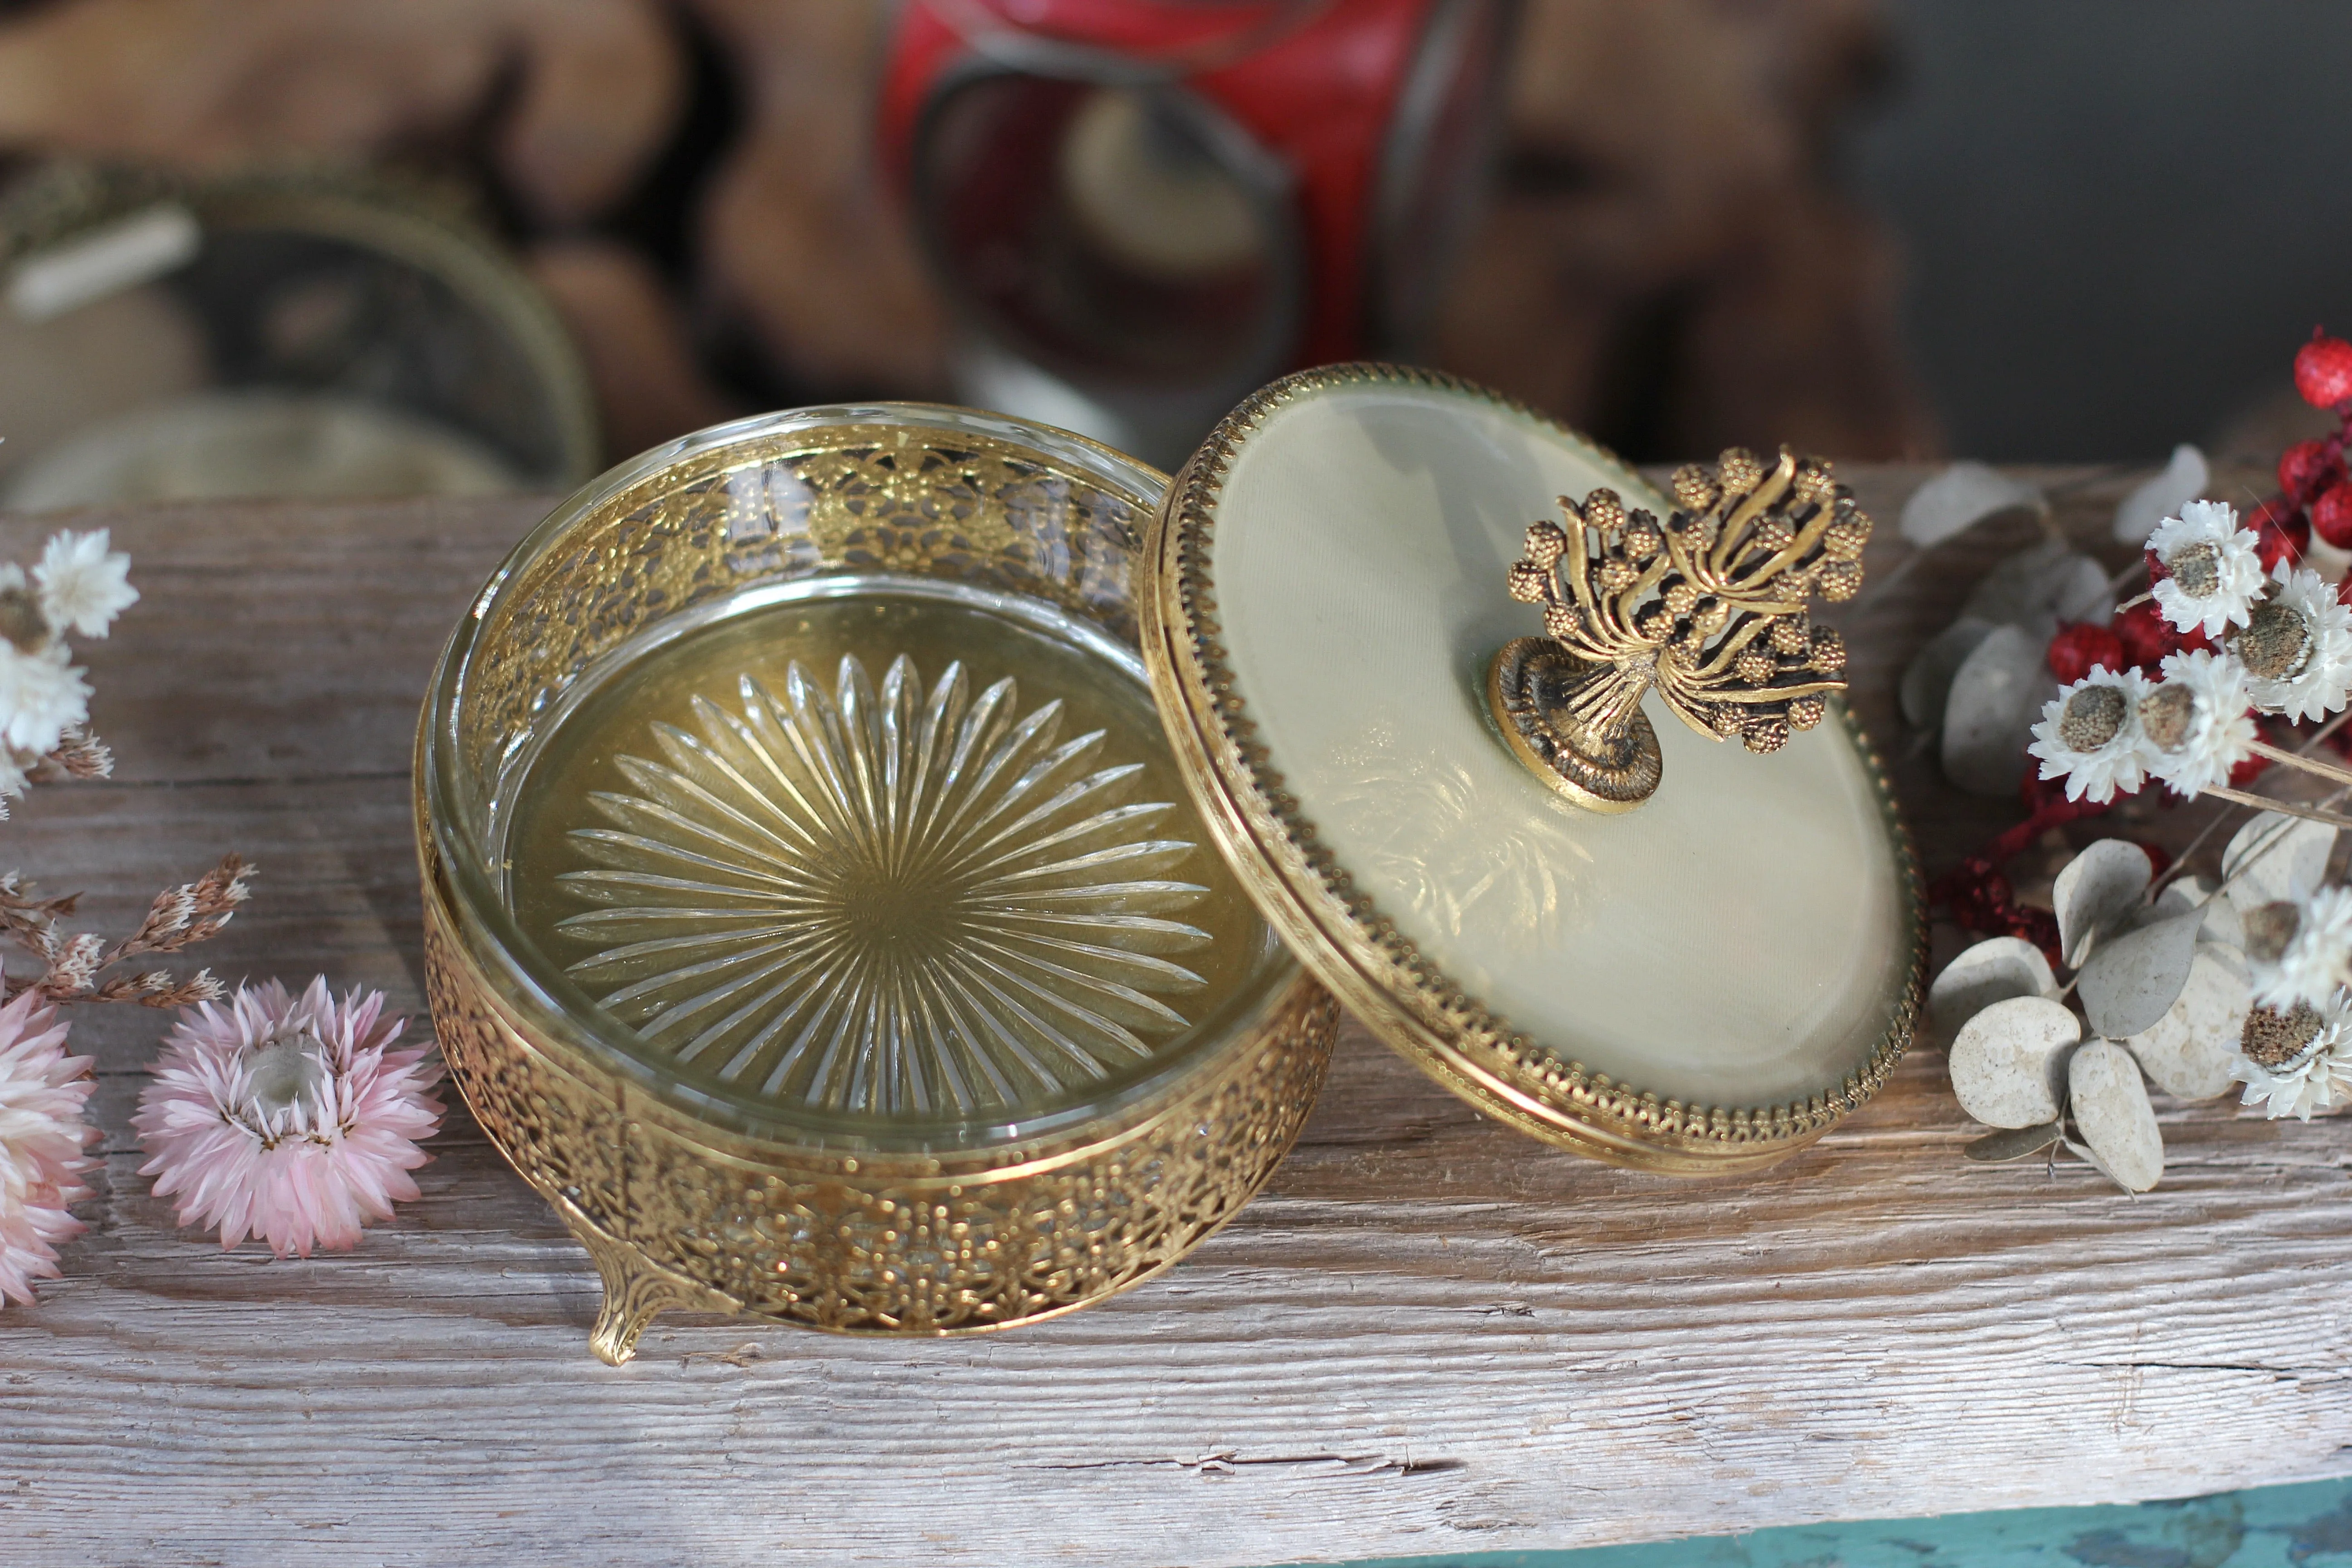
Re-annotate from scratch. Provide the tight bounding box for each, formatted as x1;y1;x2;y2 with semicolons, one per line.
2196;786;2352;832
2250;739;2352;789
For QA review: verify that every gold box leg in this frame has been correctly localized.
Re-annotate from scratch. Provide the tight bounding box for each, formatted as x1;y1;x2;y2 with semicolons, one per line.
554;1198;741;1367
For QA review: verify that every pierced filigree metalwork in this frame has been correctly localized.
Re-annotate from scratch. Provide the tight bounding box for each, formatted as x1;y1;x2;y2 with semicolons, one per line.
1493;445;1871;810
554;652;1213;1117
421;412;1338;1362
423;884;1338;1364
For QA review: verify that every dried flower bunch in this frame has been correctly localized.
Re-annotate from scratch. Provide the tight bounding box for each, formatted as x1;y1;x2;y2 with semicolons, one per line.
1935;814;2343;1192
1916;330;2352;1191
2030;520;2352;811
1504;446;1867;756
0;522;440;1309
0;530;251;1010
1911;330;2352;960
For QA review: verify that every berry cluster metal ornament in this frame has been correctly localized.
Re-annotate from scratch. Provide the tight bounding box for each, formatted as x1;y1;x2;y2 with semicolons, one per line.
1490;446;1871;811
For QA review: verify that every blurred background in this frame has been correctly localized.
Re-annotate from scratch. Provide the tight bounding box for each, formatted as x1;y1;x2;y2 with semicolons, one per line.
0;0;2340;510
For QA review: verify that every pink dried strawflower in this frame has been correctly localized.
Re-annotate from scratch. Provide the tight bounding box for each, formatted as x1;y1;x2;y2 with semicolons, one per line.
133;978;443;1259
0;989;96;1306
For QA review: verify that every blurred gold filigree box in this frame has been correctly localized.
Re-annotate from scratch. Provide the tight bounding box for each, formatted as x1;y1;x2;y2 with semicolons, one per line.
416;367;1924;1364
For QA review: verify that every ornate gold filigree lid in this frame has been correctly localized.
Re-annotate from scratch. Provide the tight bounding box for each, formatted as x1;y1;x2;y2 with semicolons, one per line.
1139;363;1925;1172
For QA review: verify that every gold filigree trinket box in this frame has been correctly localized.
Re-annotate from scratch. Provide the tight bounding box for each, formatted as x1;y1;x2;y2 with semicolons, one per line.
417;368;1922;1364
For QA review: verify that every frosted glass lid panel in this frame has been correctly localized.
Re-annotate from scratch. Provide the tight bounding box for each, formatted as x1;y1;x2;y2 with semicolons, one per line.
1189;372;1916;1113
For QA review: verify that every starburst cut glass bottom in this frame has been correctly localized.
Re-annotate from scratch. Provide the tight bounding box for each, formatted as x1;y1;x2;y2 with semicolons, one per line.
497;585;1266;1133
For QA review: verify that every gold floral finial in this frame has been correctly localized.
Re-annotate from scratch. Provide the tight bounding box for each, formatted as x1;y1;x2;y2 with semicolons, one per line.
1488;446;1870;811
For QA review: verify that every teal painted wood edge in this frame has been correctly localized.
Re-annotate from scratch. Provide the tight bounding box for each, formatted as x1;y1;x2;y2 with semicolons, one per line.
1280;1478;2352;1568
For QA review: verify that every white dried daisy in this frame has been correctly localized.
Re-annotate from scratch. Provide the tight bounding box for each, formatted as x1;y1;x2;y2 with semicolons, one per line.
2138;649;2258;796
2231;995;2352;1120
2148;499;2265;637
33;530;136;640
0;638;88;756
2028;665;2154;802
2231;559;2352;722
2244;885;2352;1012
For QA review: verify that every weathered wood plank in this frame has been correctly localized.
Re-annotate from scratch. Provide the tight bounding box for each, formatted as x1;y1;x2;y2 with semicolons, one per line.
0;475;2346;1568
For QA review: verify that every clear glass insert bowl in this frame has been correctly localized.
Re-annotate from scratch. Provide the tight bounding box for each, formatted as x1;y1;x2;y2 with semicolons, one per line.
425;402;1303;1150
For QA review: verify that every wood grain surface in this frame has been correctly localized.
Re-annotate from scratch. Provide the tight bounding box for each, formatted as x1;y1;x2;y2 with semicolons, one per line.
1;469;2345;1568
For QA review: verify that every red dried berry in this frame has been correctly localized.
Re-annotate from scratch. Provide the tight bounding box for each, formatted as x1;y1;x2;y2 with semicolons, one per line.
2046;622;2126;684
2114;598;2176;669
2281;438;2346;502
2314;482;2352;548
1928;853;2062;963
1929;854;2005;925
2297;330;2352;410
2251;494;2308;568
2018;770;2076;818
2230;748;2270;789
2144;545;2170;584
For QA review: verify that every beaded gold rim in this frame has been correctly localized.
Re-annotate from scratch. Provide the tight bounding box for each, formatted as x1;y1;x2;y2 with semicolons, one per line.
1140;361;1926;1173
